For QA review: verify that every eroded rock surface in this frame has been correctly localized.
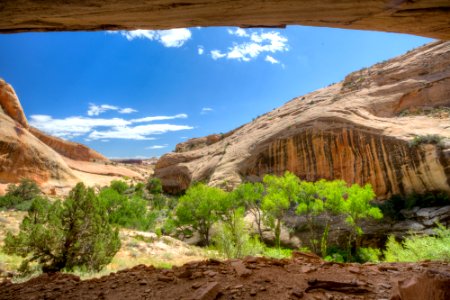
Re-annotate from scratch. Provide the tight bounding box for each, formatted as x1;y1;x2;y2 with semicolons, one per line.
155;41;450;198
0;1;450;40
0;256;449;300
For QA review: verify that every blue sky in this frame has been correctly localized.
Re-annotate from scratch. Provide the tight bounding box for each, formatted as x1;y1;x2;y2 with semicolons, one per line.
0;26;432;158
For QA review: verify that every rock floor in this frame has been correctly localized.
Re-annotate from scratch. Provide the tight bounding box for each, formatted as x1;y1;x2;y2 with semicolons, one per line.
0;252;449;300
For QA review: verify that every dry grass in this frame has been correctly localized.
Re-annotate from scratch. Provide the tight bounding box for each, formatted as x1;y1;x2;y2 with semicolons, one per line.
0;211;215;281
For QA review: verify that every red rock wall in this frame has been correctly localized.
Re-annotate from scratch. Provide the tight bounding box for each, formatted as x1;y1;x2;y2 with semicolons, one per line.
29;127;108;162
243;123;450;198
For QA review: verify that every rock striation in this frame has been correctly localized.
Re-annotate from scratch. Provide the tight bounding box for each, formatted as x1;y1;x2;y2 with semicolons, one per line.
155;41;450;198
0;1;449;40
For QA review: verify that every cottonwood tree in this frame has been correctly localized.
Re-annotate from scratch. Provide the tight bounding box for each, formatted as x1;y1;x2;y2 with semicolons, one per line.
175;183;228;246
230;182;265;237
262;172;300;248
342;183;382;258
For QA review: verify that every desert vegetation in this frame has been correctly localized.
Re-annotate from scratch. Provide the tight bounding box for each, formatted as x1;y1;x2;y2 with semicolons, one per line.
0;173;449;281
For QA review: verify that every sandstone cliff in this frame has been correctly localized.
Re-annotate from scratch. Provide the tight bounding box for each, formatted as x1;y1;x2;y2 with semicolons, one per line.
29;127;108;162
155;41;450;198
0;79;143;194
0;1;449;40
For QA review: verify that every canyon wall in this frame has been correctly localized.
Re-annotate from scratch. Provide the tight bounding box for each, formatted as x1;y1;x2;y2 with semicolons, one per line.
0;1;449;40
29;127;108;162
155;41;450;199
0;78;142;193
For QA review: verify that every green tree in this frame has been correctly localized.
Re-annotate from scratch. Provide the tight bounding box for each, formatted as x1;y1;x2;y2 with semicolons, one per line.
342;183;382;258
295;180;347;256
98;187;156;231
232;182;265;237
3;183;120;273
175;183;227;246
295;180;324;253
262;172;300;248
315;180;347;256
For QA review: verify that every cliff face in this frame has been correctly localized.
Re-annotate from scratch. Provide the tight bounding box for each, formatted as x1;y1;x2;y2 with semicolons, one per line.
155;41;450;198
0;1;449;40
0;79;142;193
29;127;108;162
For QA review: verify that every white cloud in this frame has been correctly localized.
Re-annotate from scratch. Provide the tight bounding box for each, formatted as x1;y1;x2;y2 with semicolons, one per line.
158;29;192;47
227;28;249;37
265;55;279;64
211;29;288;63
119;107;137;114
89;124;193;140
30;115;129;138
118;30;156;41
146;144;169;149
198;46;204;55
201;107;213;115
110;28;192;48
87;104;118;116
87;103;137;116
131;113;187;123
211;50;226;60
30;112;192;140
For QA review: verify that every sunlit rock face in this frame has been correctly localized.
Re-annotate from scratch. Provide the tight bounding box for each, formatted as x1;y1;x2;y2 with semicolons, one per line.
0;1;449;40
156;41;450;198
0;79;142;192
29;127;108;163
0;79;78;186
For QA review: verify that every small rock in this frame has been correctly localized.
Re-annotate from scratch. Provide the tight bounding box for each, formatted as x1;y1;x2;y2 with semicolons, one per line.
191;281;221;300
348;266;361;274
192;282;203;289
231;261;252;277
250;289;257;296
177;268;192;278
190;271;204;279
139;280;148;285
291;288;304;298
157;275;174;282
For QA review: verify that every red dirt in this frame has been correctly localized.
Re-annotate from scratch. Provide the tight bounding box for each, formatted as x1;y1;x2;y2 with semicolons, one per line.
1;253;449;300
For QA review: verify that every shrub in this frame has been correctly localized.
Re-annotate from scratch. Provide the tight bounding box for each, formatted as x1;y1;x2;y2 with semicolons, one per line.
0;179;41;211
356;247;381;263
146;178;163;195
262;247;293;259
383;224;450;262
3;183;120;273
408;134;444;148
109;180;129;195
212;210;263;259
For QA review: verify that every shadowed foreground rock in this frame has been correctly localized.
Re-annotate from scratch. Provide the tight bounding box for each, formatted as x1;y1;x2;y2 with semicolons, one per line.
0;1;450;40
0;255;449;300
